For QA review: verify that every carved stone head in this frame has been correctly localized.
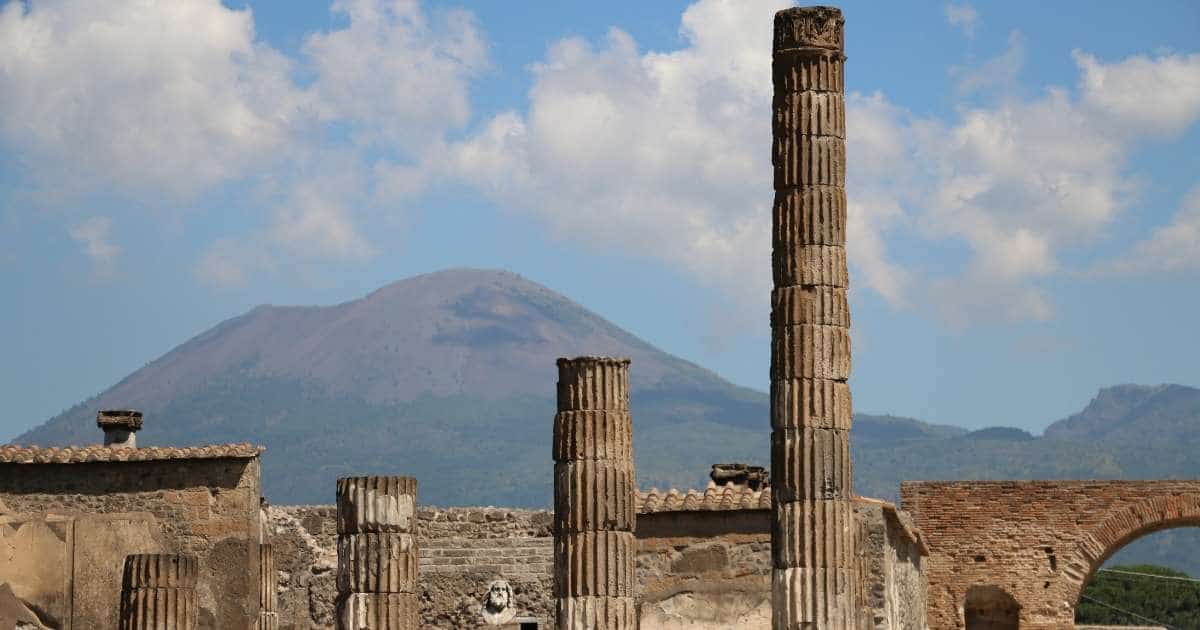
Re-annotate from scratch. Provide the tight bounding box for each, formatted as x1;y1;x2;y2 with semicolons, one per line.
480;579;516;626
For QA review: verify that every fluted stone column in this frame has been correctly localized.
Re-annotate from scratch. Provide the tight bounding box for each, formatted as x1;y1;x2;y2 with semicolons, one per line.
119;554;198;630
258;544;279;630
336;476;419;630
770;6;857;630
553;357;637;630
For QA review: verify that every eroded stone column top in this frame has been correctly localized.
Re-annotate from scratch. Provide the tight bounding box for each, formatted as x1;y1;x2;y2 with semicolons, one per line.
773;6;845;54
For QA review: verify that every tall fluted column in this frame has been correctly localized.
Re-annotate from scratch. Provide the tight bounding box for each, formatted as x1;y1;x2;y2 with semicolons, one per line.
258;544;279;630
770;6;856;630
553;357;637;630
119;554;198;630
336;476;420;630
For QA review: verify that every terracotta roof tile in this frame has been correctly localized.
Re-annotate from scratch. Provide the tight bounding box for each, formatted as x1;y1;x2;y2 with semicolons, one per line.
637;482;772;514
0;444;264;464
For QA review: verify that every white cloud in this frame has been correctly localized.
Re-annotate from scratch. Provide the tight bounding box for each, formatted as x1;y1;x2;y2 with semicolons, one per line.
1075;50;1200;138
452;0;789;327
0;0;487;284
1105;186;1200;274
68;215;120;278
952;31;1025;96
944;2;978;38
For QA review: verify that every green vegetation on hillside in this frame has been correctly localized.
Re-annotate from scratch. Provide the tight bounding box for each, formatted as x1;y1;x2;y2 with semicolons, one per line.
1077;564;1200;628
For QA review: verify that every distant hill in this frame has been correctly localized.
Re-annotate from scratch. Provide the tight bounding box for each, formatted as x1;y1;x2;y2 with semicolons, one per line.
15;270;1200;572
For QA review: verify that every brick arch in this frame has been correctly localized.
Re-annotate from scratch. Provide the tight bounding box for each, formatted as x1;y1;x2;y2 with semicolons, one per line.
1061;493;1200;605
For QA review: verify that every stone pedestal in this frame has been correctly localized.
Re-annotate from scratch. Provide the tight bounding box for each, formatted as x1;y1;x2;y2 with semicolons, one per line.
119;554;198;630
770;6;857;630
335;476;419;630
553;357;636;630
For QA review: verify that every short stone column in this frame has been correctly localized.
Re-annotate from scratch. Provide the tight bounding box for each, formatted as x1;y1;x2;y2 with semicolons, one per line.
553;357;637;630
771;6;857;630
258;544;279;630
336;476;419;630
119;554;198;630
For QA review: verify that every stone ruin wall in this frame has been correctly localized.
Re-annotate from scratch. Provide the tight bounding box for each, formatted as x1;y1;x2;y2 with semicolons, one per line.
269;499;926;630
0;457;263;629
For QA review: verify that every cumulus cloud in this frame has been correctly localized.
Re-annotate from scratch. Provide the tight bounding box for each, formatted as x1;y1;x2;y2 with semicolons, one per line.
944;2;979;38
68;215;120;278
0;0;485;282
452;0;1200;328
1104;186;1200;275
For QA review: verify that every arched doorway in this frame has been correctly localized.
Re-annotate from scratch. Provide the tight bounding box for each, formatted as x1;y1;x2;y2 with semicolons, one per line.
1074;526;1200;628
964;585;1019;630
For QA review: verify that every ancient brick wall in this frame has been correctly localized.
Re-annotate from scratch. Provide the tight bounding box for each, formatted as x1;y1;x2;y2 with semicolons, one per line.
0;457;262;629
271;496;927;630
901;480;1200;630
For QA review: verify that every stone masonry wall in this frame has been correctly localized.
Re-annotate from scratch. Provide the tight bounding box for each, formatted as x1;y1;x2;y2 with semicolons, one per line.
272;499;926;630
0;458;262;629
902;480;1200;630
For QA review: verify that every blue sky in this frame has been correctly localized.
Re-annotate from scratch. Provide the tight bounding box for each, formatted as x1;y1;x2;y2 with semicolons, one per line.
1;0;1198;440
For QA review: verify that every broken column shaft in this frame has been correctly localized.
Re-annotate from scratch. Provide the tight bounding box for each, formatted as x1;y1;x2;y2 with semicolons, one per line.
335;476;419;630
770;6;856;630
119;554;198;630
553;357;637;630
259;544;278;630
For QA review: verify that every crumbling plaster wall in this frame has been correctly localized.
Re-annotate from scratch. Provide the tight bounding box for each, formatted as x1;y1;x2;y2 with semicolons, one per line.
271;498;927;630
0;459;262;629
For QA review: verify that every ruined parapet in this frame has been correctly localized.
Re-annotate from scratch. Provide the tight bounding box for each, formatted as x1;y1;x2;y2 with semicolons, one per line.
259;544;279;630
770;6;857;629
553;357;637;630
119;554;198;630
98;409;143;449
335;476;419;630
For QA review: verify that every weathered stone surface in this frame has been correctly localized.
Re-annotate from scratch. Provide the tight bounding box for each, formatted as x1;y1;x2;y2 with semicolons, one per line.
770;324;852;381
123;553;199;589
771;567;854;629
557;596;637;630
120;554;199;630
773;135;846;189
770;429;852;503
771;285;849;328
336;592;419;630
774;91;846;139
259;544;277;613
771;500;853;568
257;611;279;630
770;378;852;430
773;187;847;248
337;533;418;594
773;6;845;54
556;357;631;412
554;461;637;533
555;531;637;599
336;476;417;535
553;410;634;462
772;244;849;289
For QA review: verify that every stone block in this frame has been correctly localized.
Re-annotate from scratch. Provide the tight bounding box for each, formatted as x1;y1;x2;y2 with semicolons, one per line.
123;554;199;589
774;91;845;138
772;244;849;289
337;476;417;535
770;324;852;381
554;461;636;533
557;596;637;630
556;357;630;412
771;500;854;569
772;187;846;248
119;585;198;630
771;285;849;328
336;592;419;630
770;378;852;430
773;7;845;54
770;428;852;503
771;567;854;629
554;531;636;598
773;52;845;94
553;410;633;462
773;134;845;189
337;533;418;594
